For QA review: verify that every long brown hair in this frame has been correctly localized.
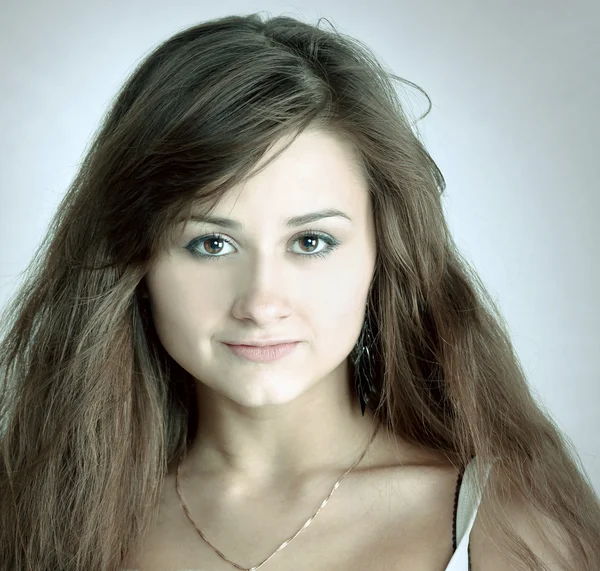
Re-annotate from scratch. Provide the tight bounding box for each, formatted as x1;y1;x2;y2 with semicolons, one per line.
1;13;598;571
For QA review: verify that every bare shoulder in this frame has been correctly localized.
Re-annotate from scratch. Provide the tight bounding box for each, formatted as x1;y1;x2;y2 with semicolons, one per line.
470;486;572;571
120;434;463;571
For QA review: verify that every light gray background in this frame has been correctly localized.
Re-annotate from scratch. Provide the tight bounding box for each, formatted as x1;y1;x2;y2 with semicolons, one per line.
1;0;598;491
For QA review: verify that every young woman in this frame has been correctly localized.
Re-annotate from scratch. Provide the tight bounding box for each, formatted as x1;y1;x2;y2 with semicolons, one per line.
1;13;598;571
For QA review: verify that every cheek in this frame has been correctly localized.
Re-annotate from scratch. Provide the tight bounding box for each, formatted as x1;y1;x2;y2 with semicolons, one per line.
149;258;213;314
315;281;369;351
316;253;374;349
318;256;372;314
146;269;212;352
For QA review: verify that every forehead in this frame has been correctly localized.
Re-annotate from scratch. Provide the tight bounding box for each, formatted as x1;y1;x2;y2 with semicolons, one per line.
207;129;369;217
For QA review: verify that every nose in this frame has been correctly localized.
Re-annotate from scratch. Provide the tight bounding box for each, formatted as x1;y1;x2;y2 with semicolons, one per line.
230;254;294;325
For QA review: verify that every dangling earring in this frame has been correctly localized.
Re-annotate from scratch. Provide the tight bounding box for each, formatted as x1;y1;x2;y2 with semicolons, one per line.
350;304;377;416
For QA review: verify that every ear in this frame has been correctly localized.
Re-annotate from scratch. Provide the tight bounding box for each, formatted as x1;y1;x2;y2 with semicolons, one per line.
138;278;150;299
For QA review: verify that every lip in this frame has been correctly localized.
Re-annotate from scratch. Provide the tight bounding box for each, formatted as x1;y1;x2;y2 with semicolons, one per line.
222;341;300;362
223;339;299;347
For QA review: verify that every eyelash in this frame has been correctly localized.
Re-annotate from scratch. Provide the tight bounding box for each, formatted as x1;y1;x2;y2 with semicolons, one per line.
185;229;341;262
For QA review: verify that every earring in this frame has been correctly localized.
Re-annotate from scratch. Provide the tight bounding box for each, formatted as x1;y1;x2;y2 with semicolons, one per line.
350;306;377;416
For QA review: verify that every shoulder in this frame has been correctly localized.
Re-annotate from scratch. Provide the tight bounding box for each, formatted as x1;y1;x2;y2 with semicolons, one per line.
470;485;572;571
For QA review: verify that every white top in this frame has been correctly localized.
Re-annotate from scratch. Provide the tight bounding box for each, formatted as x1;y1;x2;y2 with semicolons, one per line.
444;456;492;571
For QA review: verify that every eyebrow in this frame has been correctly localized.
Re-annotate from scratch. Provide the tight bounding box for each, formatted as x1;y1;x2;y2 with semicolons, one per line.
187;208;353;230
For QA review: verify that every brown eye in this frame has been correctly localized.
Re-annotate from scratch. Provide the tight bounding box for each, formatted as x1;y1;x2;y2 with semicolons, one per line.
185;230;341;261
185;233;235;260
203;237;226;255
297;235;320;254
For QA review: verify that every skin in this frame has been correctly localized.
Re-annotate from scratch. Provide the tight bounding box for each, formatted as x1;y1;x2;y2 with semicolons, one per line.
130;129;566;571
135;128;469;570
144;127;381;490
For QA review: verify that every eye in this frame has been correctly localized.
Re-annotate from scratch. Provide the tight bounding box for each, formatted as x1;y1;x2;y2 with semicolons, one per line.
184;229;341;261
186;234;236;260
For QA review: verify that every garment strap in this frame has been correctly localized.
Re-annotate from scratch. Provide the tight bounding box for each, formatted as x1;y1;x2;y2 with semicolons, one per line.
452;456;493;568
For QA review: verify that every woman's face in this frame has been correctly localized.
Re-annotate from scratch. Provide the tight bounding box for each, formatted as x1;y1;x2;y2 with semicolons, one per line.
144;128;377;408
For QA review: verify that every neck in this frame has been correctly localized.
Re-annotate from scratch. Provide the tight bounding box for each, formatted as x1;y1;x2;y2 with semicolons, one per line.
177;370;380;489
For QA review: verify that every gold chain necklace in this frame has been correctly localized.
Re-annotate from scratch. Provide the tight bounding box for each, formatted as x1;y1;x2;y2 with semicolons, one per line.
175;423;380;571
